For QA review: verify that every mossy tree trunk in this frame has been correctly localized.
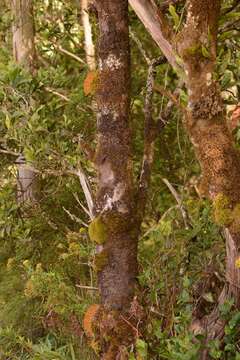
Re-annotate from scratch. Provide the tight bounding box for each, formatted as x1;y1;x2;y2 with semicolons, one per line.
11;0;38;203
90;0;138;357
131;0;240;353
178;0;240;348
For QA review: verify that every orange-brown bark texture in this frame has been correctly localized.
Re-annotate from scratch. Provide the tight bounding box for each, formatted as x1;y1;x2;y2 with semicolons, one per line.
178;0;240;225
176;0;240;346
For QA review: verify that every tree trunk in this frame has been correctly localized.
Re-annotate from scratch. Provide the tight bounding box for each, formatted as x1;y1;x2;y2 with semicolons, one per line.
95;0;136;312
11;0;37;72
11;0;37;203
130;0;240;355
81;0;96;71
87;0;138;357
177;0;240;351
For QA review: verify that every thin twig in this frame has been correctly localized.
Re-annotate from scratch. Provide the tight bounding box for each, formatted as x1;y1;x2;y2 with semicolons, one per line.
53;43;86;65
63;206;88;227
222;0;240;15
137;58;164;217
75;166;94;220
120;315;141;337
44;86;70;102
142;205;179;238
0;148;20;156
161;177;189;228
76;284;98;290
154;83;186;114
73;192;92;219
129;27;151;65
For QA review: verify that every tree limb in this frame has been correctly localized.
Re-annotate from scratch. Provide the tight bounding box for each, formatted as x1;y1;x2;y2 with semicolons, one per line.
137;58;164;217
153;83;187;114
130;27;151;65
129;0;179;70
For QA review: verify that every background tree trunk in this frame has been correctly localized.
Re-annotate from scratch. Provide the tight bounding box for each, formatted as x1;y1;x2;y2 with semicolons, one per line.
11;0;37;203
81;0;96;71
12;0;37;72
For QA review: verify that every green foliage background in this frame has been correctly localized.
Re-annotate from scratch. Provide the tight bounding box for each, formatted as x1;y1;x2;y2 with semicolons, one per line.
0;0;240;359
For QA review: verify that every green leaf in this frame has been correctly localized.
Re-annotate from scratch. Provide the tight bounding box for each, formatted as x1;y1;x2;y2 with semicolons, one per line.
4;113;11;129
169;5;180;28
136;339;148;359
221;72;232;89
201;45;210;58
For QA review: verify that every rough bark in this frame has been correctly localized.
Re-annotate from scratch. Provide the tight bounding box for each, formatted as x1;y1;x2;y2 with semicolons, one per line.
11;0;37;203
177;1;240;349
131;0;240;355
89;0;138;357
95;0;135;312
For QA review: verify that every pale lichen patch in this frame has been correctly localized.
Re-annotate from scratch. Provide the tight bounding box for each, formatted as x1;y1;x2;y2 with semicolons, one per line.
99;162;115;187
102;183;126;212
206;73;212;86
99;54;123;71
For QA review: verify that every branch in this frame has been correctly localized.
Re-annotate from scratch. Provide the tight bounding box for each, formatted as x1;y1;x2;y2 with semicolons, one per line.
44;86;70;102
161;177;189;228
63;206;88;227
53;43;86;65
75;166;94;220
76;284;98;290
130;27;151;65
137;58;164;217
222;0;240;15
0;148;20;157
129;0;179;70
153;83;187;115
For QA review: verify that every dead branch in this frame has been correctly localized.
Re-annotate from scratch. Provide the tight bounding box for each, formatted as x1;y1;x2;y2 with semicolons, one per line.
129;0;180;70
161;177;189;228
153;83;187;114
44;86;70;102
76;284;98;290
137;58;164;217
53;42;86;65
129;27;151;65
0;148;20;157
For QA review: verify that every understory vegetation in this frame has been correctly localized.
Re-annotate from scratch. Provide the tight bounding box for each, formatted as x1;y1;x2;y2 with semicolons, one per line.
1;0;240;359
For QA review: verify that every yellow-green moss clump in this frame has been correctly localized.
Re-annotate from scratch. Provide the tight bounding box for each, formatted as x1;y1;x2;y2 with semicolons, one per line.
88;217;107;245
213;193;233;226
213;194;240;230
94;251;108;272
232;204;240;232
